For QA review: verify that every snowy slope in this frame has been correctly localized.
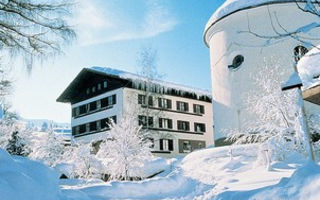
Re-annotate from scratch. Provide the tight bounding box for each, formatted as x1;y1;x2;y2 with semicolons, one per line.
1;145;319;200
60;144;319;200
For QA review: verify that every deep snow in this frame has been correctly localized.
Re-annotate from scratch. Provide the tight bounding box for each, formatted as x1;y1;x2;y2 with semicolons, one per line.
1;144;320;200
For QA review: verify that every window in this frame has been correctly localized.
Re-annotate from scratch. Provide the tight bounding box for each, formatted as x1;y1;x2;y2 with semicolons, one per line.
138;94;146;105
228;55;244;70
89;101;97;111
86;88;90;95
103;81;108;88
148;138;154;148
193;104;205;114
101;95;116;108
148;96;153;106
89;121;97;132
138;115;153;127
158;98;172;109
72;108;76;117
100;118;109;130
182;141;192;153
160;139;173;151
177;101;189;112
79;124;86;134
294;46;308;63
159;118;173;129
177;120;190;131
194;123;206;133
97;83;101;90
79;105;87;115
92;86;96;93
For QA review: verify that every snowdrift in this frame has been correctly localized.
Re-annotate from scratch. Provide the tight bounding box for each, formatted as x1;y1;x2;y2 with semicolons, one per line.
0;148;61;200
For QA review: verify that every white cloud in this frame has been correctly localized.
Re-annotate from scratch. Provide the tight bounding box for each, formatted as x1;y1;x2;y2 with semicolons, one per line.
73;0;178;46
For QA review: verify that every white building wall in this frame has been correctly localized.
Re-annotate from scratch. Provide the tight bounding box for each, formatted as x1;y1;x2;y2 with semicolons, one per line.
71;88;124;143
123;88;214;158
206;3;320;140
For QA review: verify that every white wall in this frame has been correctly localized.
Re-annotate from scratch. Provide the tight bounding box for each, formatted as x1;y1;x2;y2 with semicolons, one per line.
123;88;214;157
206;3;320;139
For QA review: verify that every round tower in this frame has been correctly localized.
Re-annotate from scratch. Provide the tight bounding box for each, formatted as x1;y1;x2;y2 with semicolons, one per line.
204;0;320;141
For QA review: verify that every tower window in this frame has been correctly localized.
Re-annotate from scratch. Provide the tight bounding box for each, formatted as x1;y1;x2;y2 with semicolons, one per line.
294;46;308;63
228;55;244;70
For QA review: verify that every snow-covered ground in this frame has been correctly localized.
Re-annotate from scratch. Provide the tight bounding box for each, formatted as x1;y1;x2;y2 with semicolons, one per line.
1;144;320;200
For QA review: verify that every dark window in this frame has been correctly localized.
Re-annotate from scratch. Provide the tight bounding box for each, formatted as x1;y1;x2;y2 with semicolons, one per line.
79;105;86;115
79;124;86;134
97;83;101;90
148;96;153;106
160;139;173;151
177;101;189;112
101;118;109;130
89;121;97;132
89;101;97;111
139;115;153;127
72;127;76;135
101;97;108;108
138;115;147;126
138;94;146;105
159;118;172;129
228;55;244;70
72;108;76;117
103;81;108;88
193;104;205;114
194;123;206;132
158;98;172;109
92;86;96;93
294;46;308;63
149;138;154;148
177;121;190;131
86;88;90;95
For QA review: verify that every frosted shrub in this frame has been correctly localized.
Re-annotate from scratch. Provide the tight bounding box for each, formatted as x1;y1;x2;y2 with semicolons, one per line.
226;61;308;165
96;115;153;181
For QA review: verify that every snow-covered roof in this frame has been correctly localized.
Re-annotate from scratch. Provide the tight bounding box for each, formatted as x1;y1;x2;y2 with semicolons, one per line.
90;66;211;97
204;0;297;45
297;45;320;90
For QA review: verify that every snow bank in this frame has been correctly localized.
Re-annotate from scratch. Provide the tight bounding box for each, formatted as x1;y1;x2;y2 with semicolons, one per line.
214;161;320;200
0;148;61;200
297;45;320;90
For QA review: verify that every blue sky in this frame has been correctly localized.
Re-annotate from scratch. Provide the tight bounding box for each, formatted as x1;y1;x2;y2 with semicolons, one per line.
11;0;225;123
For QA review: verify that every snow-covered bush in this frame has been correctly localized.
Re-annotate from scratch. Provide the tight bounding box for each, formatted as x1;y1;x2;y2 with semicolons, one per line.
62;142;103;179
96;115;153;181
28;131;67;167
226;61;307;164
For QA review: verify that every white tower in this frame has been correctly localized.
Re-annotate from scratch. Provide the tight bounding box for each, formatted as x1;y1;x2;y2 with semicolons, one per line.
204;0;320;140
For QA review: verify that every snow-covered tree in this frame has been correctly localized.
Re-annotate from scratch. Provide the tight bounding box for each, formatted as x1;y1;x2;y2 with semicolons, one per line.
226;61;306;162
62;142;103;179
96;115;153;181
28;131;66;167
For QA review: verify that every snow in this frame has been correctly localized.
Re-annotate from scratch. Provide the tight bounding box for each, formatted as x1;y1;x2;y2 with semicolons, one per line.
205;0;296;33
1;144;320;200
0;148;61;200
297;45;320;90
90;66;211;99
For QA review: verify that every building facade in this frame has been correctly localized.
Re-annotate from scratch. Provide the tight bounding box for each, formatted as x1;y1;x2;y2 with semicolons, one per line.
57;67;214;157
204;0;320;141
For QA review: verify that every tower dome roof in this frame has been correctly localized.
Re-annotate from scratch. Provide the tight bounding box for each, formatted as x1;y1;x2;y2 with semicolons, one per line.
204;0;298;45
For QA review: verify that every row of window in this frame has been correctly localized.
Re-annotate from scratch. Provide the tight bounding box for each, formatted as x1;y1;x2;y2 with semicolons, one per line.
72;116;117;136
72;94;116;118
138;94;205;114
157;139;205;153
86;81;108;95
138;115;206;132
